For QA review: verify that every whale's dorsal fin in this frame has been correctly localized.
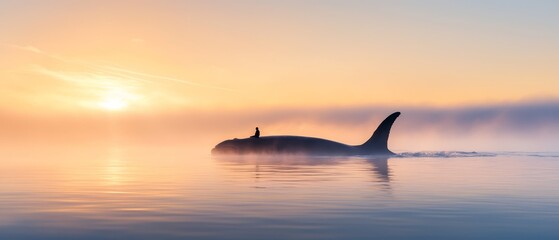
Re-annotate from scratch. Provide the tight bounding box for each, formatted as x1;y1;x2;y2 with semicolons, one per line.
359;112;400;154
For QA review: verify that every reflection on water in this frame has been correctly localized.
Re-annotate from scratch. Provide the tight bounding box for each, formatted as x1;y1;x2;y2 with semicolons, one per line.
1;146;559;240
216;155;392;190
103;149;126;186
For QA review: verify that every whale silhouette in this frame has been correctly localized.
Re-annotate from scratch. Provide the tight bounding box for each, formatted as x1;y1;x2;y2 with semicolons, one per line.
212;112;401;156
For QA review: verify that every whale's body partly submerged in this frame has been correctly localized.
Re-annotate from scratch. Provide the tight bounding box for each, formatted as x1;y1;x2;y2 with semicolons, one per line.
212;112;401;156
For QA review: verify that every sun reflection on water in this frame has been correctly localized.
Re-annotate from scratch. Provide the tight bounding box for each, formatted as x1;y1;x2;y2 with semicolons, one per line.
103;151;127;186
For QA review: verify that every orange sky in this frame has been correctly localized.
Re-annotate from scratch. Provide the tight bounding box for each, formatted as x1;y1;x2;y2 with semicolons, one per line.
1;1;558;114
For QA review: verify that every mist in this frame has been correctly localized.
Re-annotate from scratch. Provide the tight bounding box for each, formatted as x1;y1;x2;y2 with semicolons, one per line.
1;100;558;153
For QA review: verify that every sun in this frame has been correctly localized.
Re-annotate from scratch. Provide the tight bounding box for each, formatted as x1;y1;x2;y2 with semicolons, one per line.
99;97;128;111
86;77;138;111
97;86;134;111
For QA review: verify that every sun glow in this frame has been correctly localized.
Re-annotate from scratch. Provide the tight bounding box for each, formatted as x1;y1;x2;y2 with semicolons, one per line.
99;97;128;111
97;85;135;111
92;78;138;111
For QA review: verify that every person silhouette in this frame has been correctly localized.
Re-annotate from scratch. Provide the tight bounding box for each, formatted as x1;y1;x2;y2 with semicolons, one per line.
250;127;260;138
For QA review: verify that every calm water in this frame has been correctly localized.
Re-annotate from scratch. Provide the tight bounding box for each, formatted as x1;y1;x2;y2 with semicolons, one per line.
1;146;558;240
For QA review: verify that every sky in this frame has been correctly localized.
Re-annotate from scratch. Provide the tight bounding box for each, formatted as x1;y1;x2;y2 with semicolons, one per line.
1;1;558;151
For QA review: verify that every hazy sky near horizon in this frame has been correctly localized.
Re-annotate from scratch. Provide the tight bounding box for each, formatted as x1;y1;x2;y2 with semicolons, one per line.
1;1;559;151
1;0;559;113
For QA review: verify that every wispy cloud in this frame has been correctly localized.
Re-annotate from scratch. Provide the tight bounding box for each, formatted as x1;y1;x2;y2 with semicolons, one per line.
30;65;140;90
95;65;234;91
7;44;234;91
5;43;67;62
11;45;44;54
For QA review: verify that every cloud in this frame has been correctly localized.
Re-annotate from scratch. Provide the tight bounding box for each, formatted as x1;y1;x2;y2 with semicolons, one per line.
29;65;141;88
96;65;235;91
12;45;45;54
7;44;233;91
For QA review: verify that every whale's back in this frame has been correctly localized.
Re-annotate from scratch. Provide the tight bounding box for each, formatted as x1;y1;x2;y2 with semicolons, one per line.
213;136;353;155
212;112;401;155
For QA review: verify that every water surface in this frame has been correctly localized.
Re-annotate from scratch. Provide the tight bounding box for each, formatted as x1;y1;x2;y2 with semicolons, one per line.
1;147;558;239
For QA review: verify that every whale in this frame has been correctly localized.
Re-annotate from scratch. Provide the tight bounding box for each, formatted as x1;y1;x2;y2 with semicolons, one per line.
212;112;401;156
